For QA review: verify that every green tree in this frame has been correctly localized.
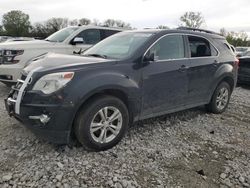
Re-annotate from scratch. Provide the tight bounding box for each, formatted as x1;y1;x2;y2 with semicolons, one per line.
92;19;100;26
69;19;78;26
103;19;116;27
221;28;250;47
2;10;31;36
45;18;69;33
0;25;4;35
156;25;169;29
180;12;204;28
220;28;227;37
115;20;131;29
103;19;131;28
31;18;70;39
79;18;91;25
30;23;50;39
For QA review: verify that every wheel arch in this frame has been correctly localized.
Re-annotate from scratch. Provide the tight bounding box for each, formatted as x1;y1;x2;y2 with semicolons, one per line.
69;85;139;133
208;74;235;103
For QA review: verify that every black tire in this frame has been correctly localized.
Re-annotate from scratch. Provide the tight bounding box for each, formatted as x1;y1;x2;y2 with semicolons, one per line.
206;82;231;114
74;95;129;151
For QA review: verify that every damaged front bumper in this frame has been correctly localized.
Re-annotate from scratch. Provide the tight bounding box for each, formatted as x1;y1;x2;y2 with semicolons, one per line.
4;70;75;144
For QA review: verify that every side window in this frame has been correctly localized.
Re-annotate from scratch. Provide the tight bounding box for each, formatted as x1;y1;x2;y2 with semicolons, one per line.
76;29;101;44
149;35;185;60
188;36;217;57
101;30;120;40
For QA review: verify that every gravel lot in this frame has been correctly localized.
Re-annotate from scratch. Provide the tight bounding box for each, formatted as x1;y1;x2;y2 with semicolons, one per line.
0;83;250;188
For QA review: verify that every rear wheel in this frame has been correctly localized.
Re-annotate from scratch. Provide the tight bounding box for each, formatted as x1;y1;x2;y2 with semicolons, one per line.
206;82;231;114
74;95;129;151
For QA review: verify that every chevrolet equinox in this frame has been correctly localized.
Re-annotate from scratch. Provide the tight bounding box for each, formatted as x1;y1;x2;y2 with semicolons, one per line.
5;28;238;151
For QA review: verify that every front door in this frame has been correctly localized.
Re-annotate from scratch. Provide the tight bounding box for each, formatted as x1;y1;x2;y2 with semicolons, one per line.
141;34;189;117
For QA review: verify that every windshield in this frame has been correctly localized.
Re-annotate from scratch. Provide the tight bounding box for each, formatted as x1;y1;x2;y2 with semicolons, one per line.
45;27;79;42
83;32;153;59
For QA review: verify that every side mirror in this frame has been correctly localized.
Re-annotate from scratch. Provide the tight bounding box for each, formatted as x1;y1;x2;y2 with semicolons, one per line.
143;52;155;62
72;37;84;45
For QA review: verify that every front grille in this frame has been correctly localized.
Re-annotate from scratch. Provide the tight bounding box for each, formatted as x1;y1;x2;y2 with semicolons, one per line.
7;66;40;115
21;74;27;81
12;81;23;100
0;75;13;80
9;78;25;101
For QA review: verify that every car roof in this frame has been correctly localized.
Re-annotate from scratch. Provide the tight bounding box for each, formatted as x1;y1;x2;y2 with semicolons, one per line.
123;28;225;39
77;25;127;31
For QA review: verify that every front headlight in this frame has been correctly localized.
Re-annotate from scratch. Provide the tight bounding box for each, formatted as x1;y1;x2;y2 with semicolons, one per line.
1;49;24;64
32;72;74;94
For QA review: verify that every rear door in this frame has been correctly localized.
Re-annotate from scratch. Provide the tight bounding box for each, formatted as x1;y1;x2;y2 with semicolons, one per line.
186;35;219;104
141;34;189;117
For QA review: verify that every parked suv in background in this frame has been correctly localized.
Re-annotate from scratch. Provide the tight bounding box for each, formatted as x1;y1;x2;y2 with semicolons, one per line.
235;46;249;56
238;54;250;84
5;27;238;151
0;26;122;86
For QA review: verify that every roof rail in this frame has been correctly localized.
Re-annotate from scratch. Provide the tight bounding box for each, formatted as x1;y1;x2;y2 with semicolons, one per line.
177;27;222;36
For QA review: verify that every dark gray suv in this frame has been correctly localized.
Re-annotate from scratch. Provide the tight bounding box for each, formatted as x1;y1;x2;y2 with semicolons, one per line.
5;27;238;151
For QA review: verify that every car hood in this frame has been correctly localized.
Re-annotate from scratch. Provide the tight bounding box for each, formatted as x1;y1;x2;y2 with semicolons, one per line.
23;53;115;74
0;40;58;49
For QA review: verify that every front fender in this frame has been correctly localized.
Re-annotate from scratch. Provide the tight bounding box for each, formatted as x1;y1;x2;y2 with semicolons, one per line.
66;71;142;126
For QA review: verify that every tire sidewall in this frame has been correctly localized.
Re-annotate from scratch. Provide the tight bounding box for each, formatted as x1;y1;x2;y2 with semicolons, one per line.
75;96;129;151
211;82;231;113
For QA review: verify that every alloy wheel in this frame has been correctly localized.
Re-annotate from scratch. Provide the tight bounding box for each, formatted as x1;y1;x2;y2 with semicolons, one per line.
90;106;123;144
216;87;229;110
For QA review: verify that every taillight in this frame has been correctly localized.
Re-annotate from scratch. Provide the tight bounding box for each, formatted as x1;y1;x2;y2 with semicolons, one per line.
235;59;240;67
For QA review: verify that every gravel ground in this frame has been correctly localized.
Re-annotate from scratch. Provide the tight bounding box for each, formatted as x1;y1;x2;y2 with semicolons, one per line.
0;83;250;188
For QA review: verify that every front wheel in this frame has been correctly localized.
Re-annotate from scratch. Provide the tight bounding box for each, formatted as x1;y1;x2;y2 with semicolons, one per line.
206;82;231;114
74;95;129;151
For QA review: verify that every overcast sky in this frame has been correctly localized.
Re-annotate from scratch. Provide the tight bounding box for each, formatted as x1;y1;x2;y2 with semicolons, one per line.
1;0;250;34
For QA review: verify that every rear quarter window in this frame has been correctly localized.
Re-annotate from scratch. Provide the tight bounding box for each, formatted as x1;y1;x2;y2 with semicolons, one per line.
215;39;235;56
223;42;235;54
188;35;218;57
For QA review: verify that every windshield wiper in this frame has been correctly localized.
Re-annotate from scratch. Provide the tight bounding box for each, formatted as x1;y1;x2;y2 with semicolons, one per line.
84;54;108;59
